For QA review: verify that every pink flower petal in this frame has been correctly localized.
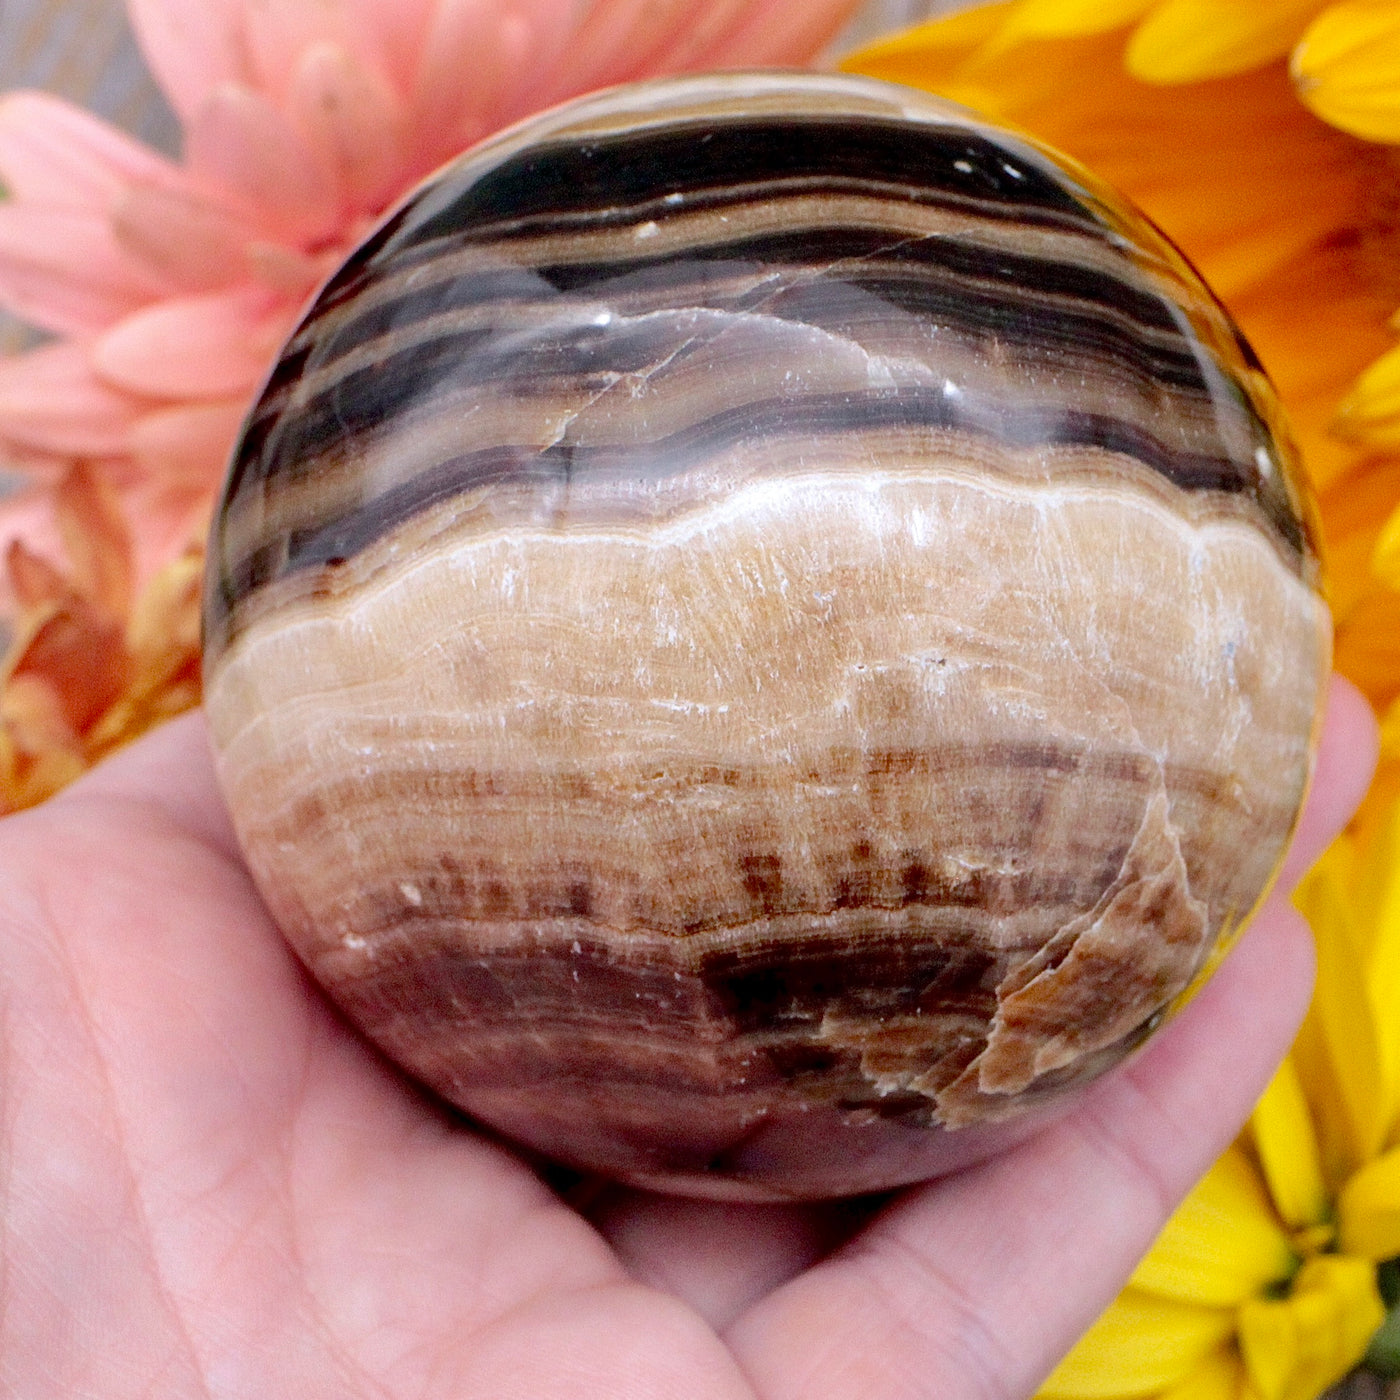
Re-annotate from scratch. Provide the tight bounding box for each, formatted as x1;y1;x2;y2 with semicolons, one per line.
632;0;755;73
244;0;370;106
0;343;146;457
122;477;215;588
127;0;251;124
93;287;296;400
0;441;70;487
0;91;180;210
343;0;435;95
410;0;558;167
109;179;259;294
536;0;701;96
130;399;247;496
186;83;343;245
0;206;167;335
699;0;862;65
290;42;407;213
245;240;333;297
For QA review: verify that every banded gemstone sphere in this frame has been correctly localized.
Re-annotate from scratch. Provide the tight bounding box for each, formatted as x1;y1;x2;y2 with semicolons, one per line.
203;72;1330;1200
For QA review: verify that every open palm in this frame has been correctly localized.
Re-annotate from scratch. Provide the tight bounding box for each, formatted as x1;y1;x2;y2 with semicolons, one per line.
0;681;1375;1400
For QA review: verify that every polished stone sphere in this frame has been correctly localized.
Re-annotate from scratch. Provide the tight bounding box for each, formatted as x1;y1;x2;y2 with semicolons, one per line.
203;72;1330;1200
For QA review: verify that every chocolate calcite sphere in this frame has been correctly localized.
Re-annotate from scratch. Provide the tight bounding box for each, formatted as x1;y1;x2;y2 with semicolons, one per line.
203;72;1330;1199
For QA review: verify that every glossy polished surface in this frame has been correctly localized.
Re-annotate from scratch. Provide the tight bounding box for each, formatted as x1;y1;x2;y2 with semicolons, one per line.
204;72;1330;1199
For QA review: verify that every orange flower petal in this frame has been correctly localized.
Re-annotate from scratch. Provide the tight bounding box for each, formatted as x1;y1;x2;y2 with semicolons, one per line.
93;287;290;400
6;539;73;611
838;2;1011;83
1;672;79;751
186;84;341;245
0;91;179;210
994;0;1155;42
0;206;166;335
1315;459;1400;620
1334;587;1400;710
1126;0;1325;85
1293;0;1400;144
0;342;145;457
0;712;86;811
5;600;129;734
124;543;203;674
54;463;132;620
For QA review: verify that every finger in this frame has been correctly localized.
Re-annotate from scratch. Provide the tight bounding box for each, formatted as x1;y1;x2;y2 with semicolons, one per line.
725;893;1316;1400
588;1190;877;1332
1275;674;1377;893
53;708;241;860
595;677;1368;1332
0;716;656;1391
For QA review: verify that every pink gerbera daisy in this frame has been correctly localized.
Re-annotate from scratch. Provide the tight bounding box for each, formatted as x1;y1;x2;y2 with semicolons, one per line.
0;0;864;593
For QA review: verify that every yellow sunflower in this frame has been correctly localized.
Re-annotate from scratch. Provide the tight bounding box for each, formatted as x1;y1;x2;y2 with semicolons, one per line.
843;6;1400;1396
843;0;1400;832
1037;804;1400;1400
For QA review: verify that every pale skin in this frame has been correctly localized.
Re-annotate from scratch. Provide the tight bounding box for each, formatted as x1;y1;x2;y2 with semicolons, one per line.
0;679;1377;1400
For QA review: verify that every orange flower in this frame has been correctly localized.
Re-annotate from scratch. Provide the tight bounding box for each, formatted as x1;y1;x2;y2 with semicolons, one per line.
0;462;201;812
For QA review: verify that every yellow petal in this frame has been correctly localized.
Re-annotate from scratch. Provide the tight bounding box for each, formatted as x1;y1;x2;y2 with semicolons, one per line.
1339;1146;1400;1259
1158;1346;1247;1400
1371;502;1400;592
1293;0;1400;143
1131;1146;1295;1307
1293;842;1391;1178
996;0;1156;41
1344;802;1400;1140
1250;1055;1330;1231
1127;0;1325;83
1237;1254;1385;1400
1380;698;1400;760
1040;1289;1235;1398
1335;341;1400;441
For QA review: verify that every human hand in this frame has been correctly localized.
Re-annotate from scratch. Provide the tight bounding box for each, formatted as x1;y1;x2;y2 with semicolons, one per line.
0;677;1375;1399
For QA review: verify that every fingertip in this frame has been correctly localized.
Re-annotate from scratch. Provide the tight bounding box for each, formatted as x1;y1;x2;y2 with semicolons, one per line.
1321;674;1380;808
1130;894;1315;1122
1278;674;1378;891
